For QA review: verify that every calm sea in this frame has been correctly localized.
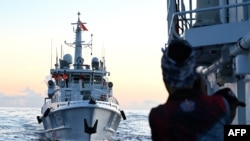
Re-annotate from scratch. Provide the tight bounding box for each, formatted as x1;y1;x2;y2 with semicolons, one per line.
0;107;151;141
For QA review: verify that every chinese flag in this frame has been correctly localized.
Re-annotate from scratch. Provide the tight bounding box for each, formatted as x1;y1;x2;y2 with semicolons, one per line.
80;22;88;31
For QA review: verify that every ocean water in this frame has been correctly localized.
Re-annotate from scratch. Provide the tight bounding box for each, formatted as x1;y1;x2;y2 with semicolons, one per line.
0;107;151;141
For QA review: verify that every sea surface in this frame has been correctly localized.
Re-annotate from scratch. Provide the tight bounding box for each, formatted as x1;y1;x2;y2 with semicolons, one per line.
0;107;151;141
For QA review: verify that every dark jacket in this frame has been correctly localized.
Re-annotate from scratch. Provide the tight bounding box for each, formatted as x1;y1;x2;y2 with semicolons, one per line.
149;89;230;141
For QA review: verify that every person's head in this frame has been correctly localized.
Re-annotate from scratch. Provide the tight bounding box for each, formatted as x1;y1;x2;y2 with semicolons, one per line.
161;39;196;94
213;88;246;123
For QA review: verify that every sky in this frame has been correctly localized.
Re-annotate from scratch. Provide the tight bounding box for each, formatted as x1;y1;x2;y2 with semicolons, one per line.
0;0;168;110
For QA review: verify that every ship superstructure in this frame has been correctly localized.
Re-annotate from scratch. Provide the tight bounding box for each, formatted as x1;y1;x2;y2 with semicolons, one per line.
166;0;250;124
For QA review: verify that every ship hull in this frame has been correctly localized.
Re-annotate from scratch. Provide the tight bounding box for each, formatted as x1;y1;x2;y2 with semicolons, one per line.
40;101;122;141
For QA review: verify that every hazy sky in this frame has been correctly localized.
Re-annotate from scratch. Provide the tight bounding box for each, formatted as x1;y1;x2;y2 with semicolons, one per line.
0;0;168;110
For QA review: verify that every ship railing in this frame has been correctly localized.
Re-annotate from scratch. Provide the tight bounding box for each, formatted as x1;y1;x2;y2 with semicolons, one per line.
109;96;119;105
167;1;250;42
44;97;51;104
92;88;110;101
46;81;111;102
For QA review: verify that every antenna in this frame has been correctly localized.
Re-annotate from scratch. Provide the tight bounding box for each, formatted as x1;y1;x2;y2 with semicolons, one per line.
91;34;93;55
101;37;105;57
50;38;53;69
100;36;106;71
55;47;58;69
61;45;63;59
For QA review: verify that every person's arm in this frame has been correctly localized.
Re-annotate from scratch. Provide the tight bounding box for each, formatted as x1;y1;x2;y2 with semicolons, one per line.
213;88;246;124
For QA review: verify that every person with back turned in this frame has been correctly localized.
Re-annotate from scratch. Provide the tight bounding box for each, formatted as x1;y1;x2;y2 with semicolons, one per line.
148;39;245;141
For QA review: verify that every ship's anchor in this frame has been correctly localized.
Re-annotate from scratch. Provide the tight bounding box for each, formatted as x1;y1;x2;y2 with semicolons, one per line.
84;119;98;134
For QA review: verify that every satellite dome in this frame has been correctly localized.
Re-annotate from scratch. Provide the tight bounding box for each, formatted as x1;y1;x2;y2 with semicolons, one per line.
63;54;72;64
92;57;99;62
92;57;99;70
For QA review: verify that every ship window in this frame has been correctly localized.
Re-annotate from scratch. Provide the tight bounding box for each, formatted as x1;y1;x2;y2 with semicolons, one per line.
72;74;90;83
81;90;91;95
81;90;91;100
73;77;79;83
65;90;71;101
82;75;90;83
94;75;102;84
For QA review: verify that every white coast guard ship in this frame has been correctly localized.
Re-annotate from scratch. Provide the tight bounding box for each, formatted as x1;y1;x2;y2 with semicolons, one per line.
36;12;126;141
166;0;250;124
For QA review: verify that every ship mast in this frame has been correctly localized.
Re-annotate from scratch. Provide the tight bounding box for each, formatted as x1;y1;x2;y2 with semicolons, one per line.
72;12;83;69
64;12;92;70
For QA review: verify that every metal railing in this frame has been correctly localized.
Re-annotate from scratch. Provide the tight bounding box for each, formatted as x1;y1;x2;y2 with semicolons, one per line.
167;1;250;42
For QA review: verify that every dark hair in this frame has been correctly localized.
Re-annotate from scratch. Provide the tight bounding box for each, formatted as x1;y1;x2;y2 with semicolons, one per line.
167;39;192;63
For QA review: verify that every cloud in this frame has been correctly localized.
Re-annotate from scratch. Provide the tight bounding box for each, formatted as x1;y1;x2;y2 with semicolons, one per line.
0;87;44;108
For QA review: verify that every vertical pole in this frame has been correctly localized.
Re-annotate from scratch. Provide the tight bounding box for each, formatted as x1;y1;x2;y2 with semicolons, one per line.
51;38;53;69
237;79;246;124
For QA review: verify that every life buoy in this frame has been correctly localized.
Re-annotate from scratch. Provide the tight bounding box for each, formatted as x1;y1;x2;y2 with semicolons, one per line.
108;82;113;88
